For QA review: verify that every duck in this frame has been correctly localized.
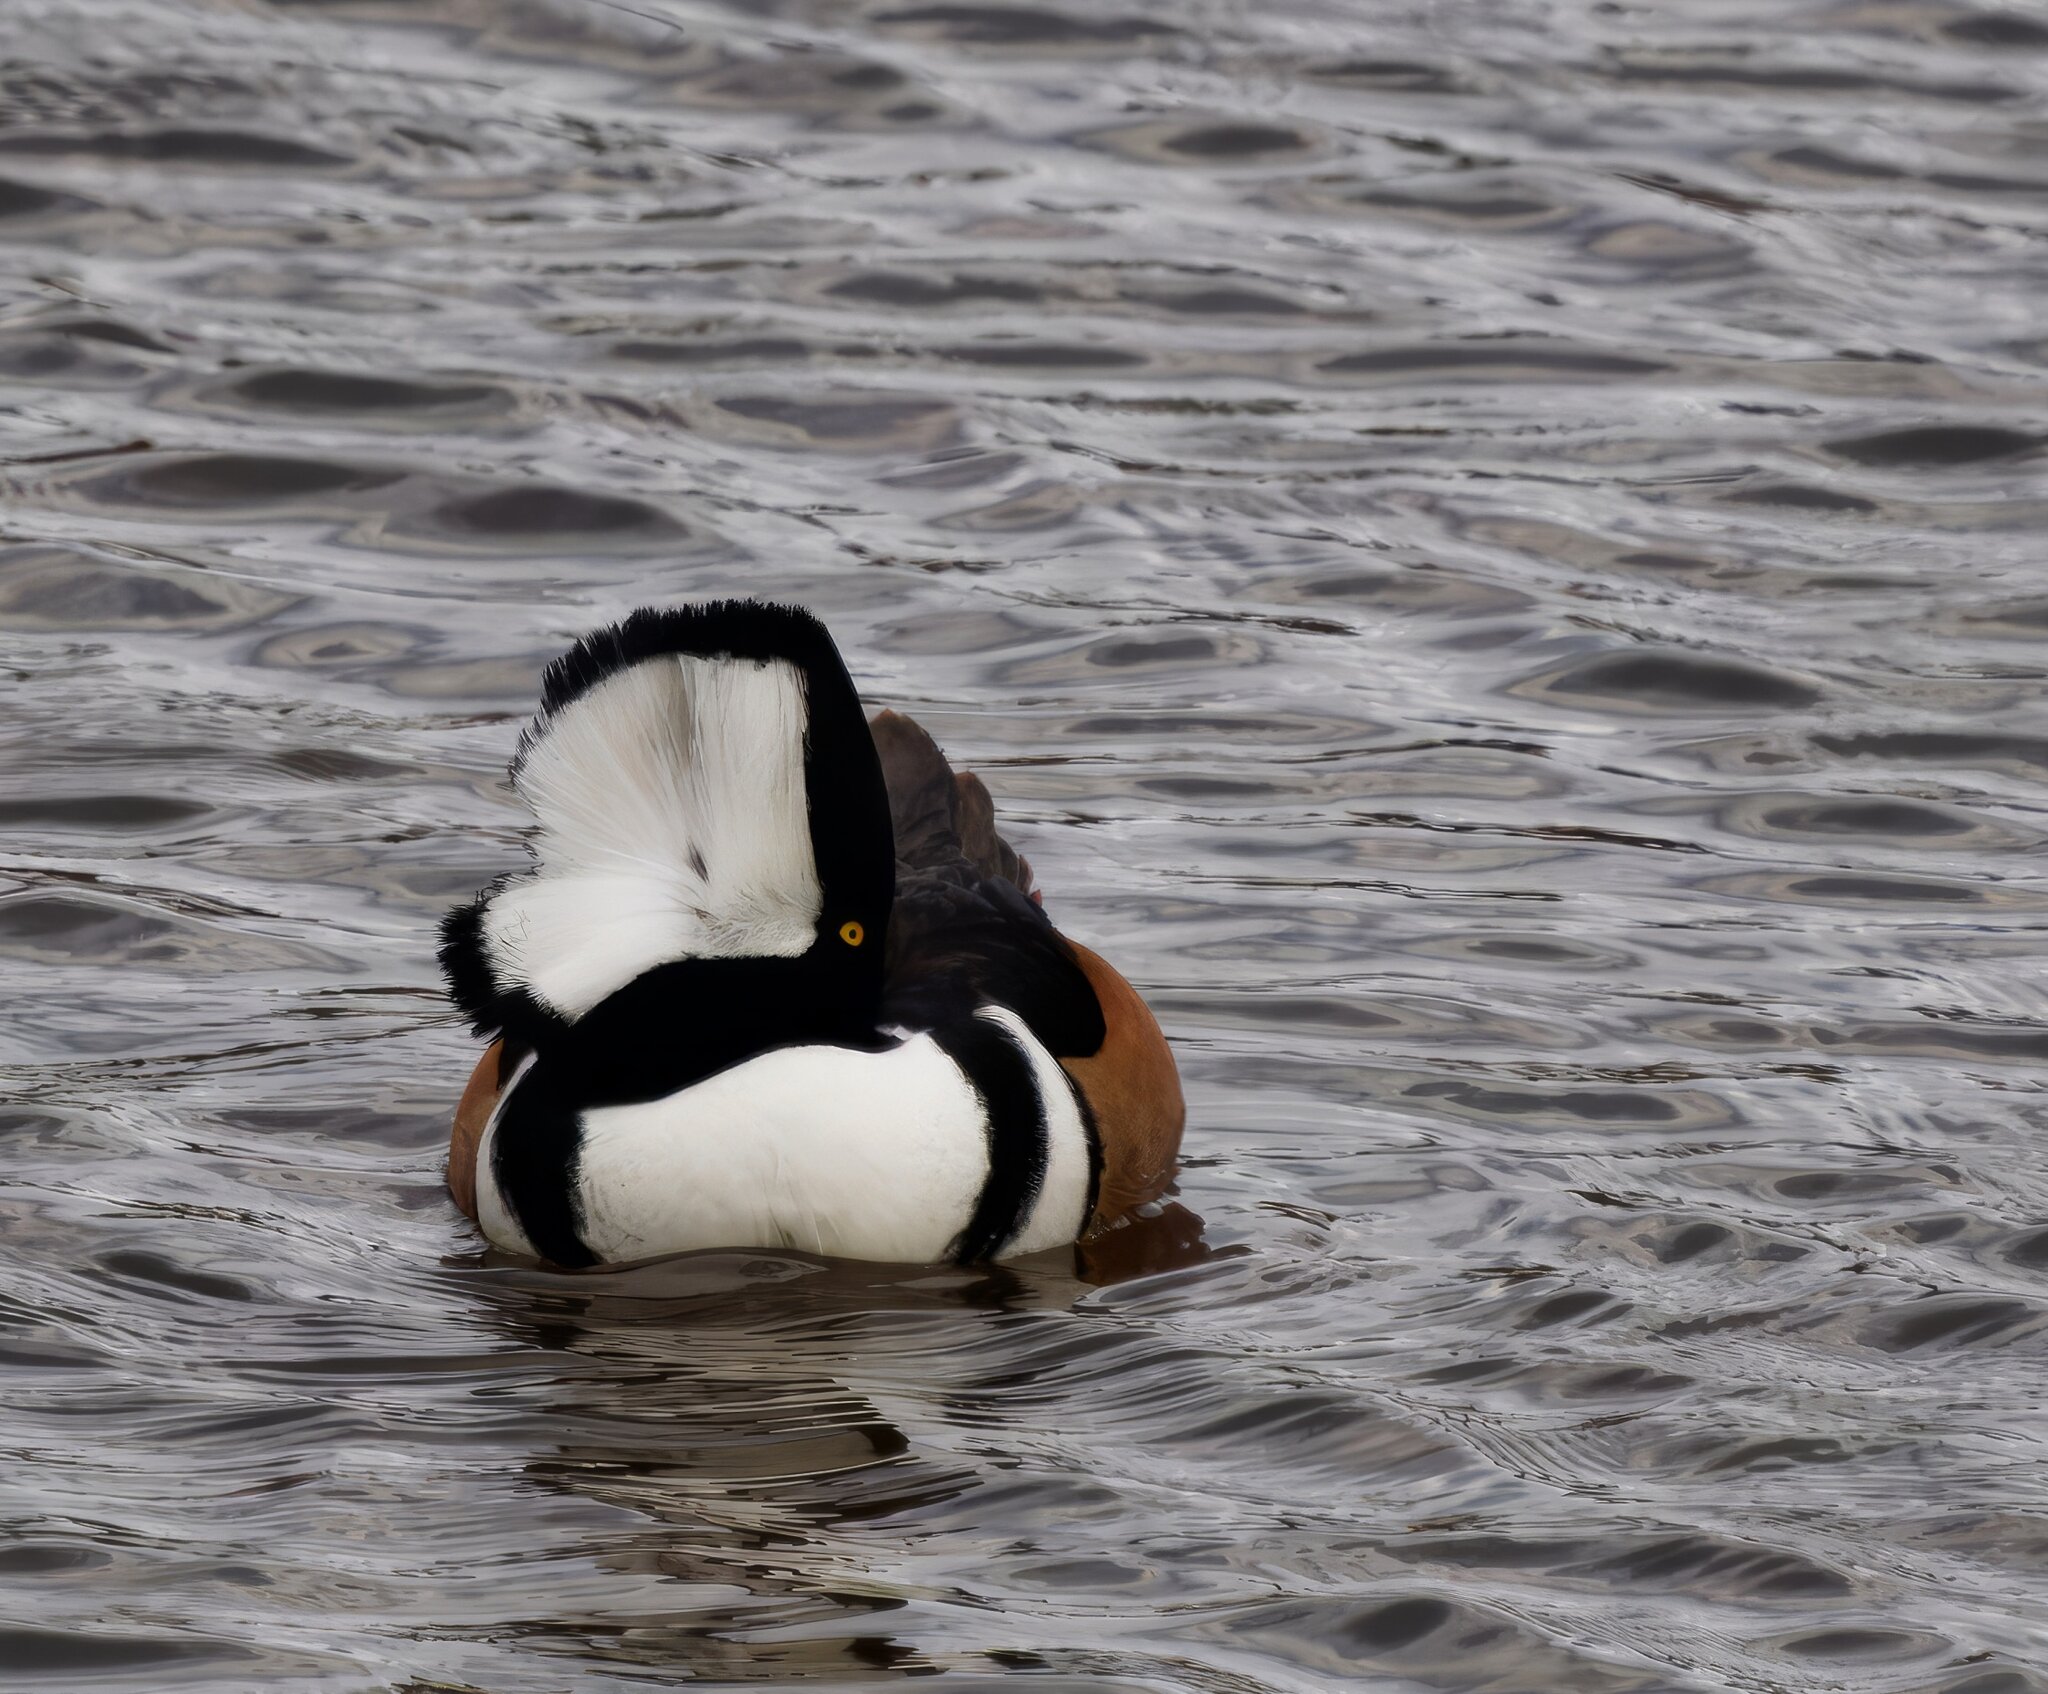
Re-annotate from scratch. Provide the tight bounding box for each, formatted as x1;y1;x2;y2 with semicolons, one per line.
439;598;1184;1268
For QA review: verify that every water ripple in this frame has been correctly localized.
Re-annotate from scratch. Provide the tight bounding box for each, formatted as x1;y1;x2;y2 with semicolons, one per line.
2;0;2046;1689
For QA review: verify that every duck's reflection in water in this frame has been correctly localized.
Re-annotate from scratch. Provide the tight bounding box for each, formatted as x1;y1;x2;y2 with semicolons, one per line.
458;1204;1213;1681
1074;1200;1210;1286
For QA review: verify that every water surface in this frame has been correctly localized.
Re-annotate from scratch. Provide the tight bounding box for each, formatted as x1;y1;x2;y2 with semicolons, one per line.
5;1;2048;1688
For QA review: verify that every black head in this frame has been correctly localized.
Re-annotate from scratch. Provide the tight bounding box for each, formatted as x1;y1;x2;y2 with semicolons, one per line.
439;599;898;1097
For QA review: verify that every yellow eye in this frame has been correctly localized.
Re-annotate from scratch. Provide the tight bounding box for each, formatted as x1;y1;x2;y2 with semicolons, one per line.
838;920;865;947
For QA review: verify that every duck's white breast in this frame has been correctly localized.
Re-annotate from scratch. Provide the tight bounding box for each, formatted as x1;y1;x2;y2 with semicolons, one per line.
479;1006;1092;1265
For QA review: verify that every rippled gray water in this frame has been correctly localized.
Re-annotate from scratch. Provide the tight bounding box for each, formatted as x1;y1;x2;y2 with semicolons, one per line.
5;0;2048;1688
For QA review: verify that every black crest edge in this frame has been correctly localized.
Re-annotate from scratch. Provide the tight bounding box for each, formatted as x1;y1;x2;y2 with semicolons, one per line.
516;600;840;771
437;883;570;1049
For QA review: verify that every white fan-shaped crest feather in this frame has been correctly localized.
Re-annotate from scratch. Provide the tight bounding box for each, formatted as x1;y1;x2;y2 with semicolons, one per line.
480;655;820;1020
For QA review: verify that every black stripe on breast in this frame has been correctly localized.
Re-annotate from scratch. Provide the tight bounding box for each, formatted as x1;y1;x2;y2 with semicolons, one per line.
488;1058;596;1269
1072;1075;1102;1234
934;1015;1051;1264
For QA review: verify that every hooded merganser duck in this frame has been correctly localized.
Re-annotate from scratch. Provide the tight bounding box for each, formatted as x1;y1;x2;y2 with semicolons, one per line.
439;599;1183;1267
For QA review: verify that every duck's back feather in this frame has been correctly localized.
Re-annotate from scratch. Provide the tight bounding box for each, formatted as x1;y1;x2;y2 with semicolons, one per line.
869;710;1185;1229
870;710;1105;1059
872;708;1034;894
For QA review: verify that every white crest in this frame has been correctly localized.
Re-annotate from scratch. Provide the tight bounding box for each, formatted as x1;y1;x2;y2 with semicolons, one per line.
480;654;821;1021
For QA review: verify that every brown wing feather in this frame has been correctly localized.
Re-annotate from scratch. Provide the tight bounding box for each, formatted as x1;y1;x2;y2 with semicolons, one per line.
870;709;1033;894
951;769;1033;898
870;709;960;872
